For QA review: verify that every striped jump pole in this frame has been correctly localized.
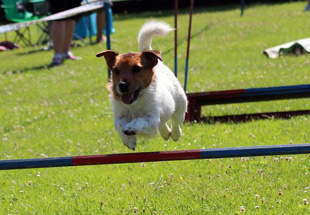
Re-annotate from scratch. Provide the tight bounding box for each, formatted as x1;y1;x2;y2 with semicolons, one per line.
104;0;112;79
184;0;194;92
241;0;245;16
185;84;310;121
1;144;310;170
174;0;178;77
187;84;310;106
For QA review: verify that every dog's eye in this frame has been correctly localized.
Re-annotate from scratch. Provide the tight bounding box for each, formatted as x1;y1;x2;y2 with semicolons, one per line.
113;68;120;74
132;66;142;73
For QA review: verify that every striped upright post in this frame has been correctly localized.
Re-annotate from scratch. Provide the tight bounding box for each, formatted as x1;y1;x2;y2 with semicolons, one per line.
104;0;112;79
174;0;178;77
0;144;310;170
184;0;194;92
241;0;245;16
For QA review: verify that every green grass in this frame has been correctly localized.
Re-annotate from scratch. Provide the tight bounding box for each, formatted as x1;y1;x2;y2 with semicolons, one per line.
1;2;310;214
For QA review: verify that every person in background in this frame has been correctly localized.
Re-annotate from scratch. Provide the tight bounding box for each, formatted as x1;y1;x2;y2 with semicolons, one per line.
95;1;114;43
48;0;82;67
96;8;106;43
305;0;310;11
73;0;114;44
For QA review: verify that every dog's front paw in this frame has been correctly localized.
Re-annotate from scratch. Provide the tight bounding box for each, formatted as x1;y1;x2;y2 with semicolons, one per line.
122;123;137;136
123;136;137;151
122;128;136;136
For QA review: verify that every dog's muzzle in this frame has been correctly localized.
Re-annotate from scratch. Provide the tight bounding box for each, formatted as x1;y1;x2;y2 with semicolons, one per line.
121;89;141;104
118;81;141;104
118;81;129;93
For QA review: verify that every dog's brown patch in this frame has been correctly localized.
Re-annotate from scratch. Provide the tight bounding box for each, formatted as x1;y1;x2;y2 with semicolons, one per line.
98;50;162;102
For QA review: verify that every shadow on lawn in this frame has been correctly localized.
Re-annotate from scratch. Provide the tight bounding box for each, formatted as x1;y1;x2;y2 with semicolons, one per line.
162;24;210;56
15;48;47;56
114;1;294;21
195;110;310;125
114;5;243;21
2;64;52;75
2;110;61;134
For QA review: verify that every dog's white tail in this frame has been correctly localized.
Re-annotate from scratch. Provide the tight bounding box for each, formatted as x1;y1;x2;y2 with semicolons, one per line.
138;21;174;52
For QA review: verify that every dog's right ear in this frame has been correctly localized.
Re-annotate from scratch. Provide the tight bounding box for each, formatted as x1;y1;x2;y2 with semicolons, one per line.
96;50;119;70
141;50;162;69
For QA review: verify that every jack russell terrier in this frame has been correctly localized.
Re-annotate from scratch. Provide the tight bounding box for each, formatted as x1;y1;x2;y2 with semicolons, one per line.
97;21;187;150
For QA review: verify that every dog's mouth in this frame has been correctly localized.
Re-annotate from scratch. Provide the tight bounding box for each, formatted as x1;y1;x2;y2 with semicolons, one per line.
121;88;141;104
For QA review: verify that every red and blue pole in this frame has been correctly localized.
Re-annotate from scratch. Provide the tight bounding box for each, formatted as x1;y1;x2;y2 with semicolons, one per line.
241;0;245;16
184;0;194;92
104;0;111;79
186;84;310;106
185;84;310;122
1;144;310;170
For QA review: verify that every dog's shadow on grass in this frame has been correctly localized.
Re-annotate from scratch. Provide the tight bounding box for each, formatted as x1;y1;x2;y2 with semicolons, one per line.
2;64;53;75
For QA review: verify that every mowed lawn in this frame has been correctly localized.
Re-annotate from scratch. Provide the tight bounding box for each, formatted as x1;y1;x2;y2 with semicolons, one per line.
1;1;310;214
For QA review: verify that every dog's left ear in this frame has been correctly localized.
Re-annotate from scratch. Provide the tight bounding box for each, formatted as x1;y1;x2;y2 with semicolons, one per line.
141;50;162;68
96;50;119;70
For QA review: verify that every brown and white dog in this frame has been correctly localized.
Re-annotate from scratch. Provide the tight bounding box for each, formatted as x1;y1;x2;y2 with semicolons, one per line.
97;21;187;150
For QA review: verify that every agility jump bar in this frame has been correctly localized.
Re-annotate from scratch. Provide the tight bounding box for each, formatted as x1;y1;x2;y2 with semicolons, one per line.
1;144;310;170
187;84;310;106
186;84;310;121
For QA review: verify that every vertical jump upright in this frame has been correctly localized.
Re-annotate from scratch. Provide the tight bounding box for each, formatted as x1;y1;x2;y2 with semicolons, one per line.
104;0;112;79
184;0;194;92
174;0;178;77
178;1;310;122
241;0;245;16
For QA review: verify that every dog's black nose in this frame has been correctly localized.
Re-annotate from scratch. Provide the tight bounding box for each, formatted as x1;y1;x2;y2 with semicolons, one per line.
119;81;129;93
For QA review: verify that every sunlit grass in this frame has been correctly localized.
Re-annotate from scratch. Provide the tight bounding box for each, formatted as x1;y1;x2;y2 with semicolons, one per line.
0;1;310;214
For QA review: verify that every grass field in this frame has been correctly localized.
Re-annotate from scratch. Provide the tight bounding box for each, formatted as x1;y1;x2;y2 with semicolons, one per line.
1;1;310;214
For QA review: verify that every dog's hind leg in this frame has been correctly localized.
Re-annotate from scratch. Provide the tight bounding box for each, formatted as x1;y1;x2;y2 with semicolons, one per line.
171;117;182;141
170;106;186;142
159;123;171;141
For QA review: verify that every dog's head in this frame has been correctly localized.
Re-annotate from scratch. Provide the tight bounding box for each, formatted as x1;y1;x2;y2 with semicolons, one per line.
96;50;162;104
